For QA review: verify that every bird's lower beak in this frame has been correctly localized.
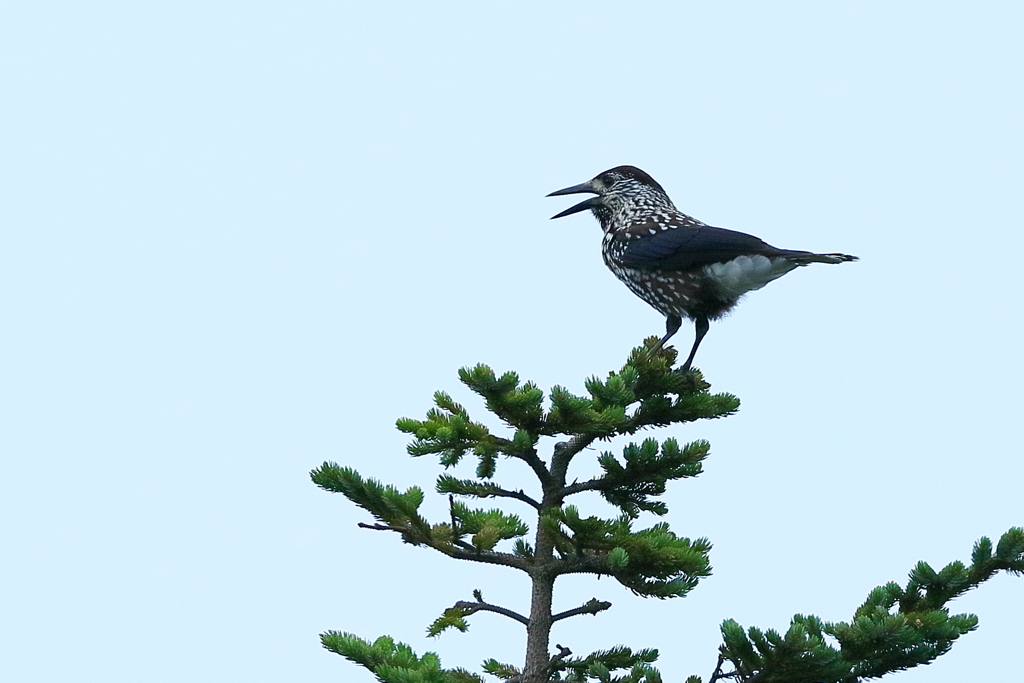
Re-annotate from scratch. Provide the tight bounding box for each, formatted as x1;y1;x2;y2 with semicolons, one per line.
547;181;600;219
549;197;600;219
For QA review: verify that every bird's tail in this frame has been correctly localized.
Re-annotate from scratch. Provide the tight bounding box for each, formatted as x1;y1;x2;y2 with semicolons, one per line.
788;252;859;265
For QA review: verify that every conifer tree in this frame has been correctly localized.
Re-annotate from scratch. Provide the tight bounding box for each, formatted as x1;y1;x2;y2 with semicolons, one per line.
312;341;1023;683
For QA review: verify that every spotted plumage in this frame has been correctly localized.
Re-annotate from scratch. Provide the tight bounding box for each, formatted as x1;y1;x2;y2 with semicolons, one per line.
548;165;857;371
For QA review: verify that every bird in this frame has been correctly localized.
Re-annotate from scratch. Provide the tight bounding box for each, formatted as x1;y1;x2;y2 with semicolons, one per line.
548;165;857;372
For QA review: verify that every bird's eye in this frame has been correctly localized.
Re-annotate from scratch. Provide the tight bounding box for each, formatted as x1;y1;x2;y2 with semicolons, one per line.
600;174;618;187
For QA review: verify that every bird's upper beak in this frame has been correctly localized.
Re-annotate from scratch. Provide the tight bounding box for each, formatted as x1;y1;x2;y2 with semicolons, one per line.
547;181;600;219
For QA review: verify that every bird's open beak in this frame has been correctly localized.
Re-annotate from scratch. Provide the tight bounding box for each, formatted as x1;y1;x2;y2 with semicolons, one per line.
547;182;599;219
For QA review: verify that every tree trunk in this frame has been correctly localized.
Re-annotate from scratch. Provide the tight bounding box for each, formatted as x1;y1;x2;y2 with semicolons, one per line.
523;568;555;682
523;489;558;683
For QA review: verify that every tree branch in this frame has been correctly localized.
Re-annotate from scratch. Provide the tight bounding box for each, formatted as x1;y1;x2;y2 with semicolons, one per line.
445;495;496;553
550;435;597;488
508;644;572;683
449;484;540;509
486;487;542;509
550;554;610;577
560;476;606;498
454;591;530;626
448;494;459;531
709;655;739;682
551;598;612;623
357;522;529;571
358;522;401;532
507;445;552;489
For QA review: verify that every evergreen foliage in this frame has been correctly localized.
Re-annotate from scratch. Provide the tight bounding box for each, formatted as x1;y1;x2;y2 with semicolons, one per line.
718;528;1024;682
312;340;1022;682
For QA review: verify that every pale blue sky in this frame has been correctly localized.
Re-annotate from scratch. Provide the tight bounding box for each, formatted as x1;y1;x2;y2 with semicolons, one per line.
1;2;1022;682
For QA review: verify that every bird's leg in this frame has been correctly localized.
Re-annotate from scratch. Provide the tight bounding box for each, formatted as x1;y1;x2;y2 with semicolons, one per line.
662;314;682;346
647;315;682;353
679;315;709;373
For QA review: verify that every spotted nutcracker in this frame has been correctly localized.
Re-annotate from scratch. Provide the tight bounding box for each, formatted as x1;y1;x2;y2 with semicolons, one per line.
548;165;857;372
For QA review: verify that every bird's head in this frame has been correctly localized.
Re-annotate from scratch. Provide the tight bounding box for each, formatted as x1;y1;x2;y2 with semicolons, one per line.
547;166;672;222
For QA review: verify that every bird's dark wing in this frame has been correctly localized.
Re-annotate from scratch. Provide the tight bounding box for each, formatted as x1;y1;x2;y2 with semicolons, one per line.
617;222;803;270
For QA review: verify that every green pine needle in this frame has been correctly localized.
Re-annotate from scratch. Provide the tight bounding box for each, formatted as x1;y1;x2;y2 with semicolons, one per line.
715;527;1024;682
